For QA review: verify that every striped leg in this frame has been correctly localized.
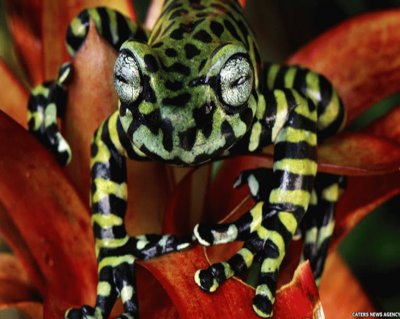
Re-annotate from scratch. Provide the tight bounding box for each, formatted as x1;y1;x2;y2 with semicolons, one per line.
65;113;192;319
28;63;73;165
28;8;145;166
195;89;318;318
66;7;147;57
301;174;345;283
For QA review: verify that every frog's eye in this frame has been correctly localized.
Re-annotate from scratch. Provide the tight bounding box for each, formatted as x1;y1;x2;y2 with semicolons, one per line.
114;50;142;104
218;54;254;109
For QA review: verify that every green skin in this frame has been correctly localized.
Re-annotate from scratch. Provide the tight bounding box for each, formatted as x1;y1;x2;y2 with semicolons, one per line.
27;1;346;318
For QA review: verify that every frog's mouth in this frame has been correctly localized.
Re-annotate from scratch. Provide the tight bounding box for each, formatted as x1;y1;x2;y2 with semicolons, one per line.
119;102;242;166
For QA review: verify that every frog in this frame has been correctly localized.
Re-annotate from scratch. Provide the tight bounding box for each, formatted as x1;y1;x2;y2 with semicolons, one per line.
27;1;347;318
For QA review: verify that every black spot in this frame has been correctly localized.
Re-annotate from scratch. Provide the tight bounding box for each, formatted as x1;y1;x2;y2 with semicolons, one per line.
152;42;163;48
179;127;197;151
223;19;242;43
239;107;254;126
162;93;191;107
144;110;162;135
170;21;203;40
165;48;178;57
189;0;205;10
144;54;159;73
170;27;184;40
193;102;216;138
198;59;207;72
184;43;201;59
161;61;191;76
169;8;189;20
165;80;183;91
210;21;224;38
221;120;235;146
193;30;212;43
141;74;157;103
161;119;174;152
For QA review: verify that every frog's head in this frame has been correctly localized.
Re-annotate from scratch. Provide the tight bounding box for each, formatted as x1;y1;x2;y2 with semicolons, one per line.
114;39;258;165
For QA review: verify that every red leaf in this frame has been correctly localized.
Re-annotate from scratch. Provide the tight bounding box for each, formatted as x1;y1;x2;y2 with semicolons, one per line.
4;0;136;84
0;58;29;127
163;166;211;235
288;10;400;125
365;105;400;145
317;132;400;175
0;302;43;319
0;254;39;304
4;0;44;84
0;111;97;316
139;246;321;319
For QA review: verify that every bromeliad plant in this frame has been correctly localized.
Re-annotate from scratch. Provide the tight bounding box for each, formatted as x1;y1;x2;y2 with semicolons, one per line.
0;1;399;318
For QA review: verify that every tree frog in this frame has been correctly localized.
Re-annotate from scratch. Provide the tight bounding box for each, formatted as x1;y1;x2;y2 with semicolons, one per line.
28;1;346;318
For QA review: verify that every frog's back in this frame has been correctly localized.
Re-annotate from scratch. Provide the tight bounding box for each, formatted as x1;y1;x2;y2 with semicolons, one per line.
149;0;261;77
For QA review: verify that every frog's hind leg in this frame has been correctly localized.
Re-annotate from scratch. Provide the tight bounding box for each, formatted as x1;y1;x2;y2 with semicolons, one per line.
66;7;147;58
301;173;346;283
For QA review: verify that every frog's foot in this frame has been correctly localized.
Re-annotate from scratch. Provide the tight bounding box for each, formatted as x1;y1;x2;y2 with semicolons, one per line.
193;169;275;247
65;305;97;319
194;201;293;318
65;234;192;319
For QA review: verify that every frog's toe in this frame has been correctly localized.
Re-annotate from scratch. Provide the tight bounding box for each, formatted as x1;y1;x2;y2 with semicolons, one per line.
132;234;193;259
193;207;263;246
253;293;274;318
193;223;241;246
65;305;97;319
194;268;221;293
195;237;262;293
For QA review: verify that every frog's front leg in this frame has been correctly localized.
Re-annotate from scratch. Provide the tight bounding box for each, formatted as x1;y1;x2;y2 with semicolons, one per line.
66;112;191;319
194;89;318;317
28;63;73;165
28;7;146;166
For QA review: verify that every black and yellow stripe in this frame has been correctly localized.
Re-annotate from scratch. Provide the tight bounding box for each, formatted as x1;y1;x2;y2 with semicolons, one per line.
28;7;147;167
66;112;192;318
66;7;147;57
27;62;72;165
263;63;346;139
301;174;346;284
194;63;346;316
